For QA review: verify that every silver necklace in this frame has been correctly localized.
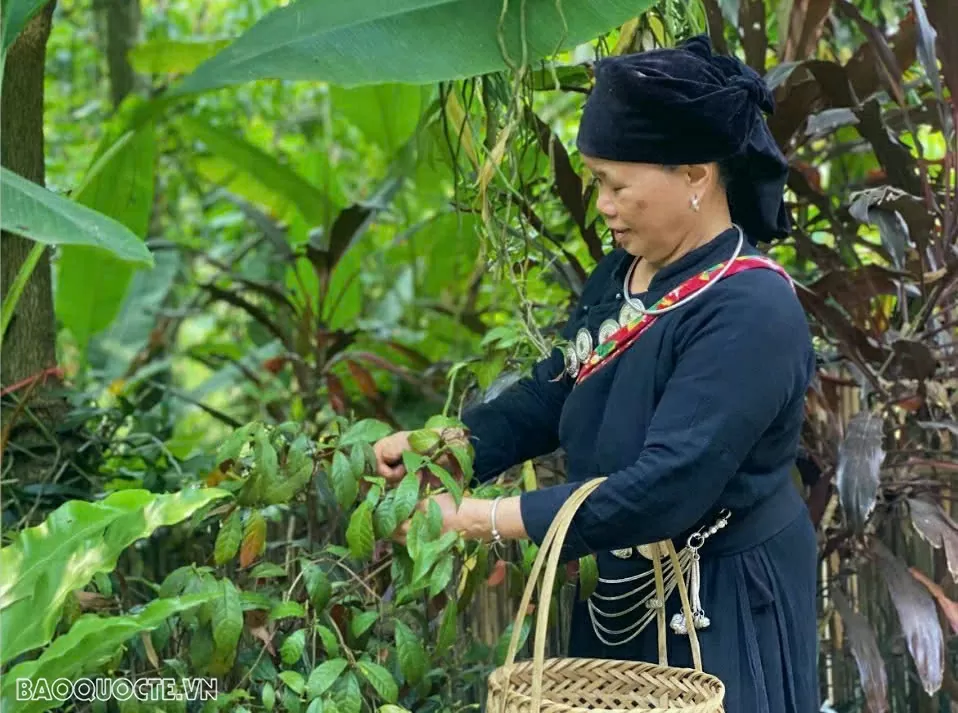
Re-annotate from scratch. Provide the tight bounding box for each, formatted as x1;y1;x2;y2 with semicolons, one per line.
621;224;745;317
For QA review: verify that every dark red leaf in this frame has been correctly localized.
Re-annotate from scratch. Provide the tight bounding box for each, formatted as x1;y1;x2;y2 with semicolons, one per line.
738;0;767;74
887;339;939;381
926;0;958;101
345;360;379;400
836;411;885;532
809;265;906;313
832;588;889;713
325;373;348;415
854;98;922;196
486;559;507;588
909;568;958;635
781;0;832;62
845;12;916;102
836;0;907;104
911;0;945;104
873;540;944;695
795;282;887;365
908;498;958;581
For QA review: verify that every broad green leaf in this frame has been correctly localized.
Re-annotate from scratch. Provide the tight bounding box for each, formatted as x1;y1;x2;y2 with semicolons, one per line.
330;451;359;509
425;499;443;540
346;502;375;561
331;672;362;713
240;511;267;568
307;658;349;699
129;38;233;74
307;699;325;713
427;462;463;506
217;423;260;464
271;601;306;621
279;671;307;695
55;123;156;348
435;601;457;656
393;474;420;524
0;167;152;265
349;444;367;480
419;213;480;298
350;610;378;639
215;510;243;565
1;0;49;53
339;419;392;446
401;451;427;477
494;618;531;666
304;563;332;611
211;580;243;673
379;707;412;713
316;624;340;657
394;620;427;684
0;594;217;713
250;562;288;578
281;629;307;665
179;115;325;226
172;0;652;94
357;661;398;704
330;84;430;154
262;682;276;711
373;494;398;539
0;488;227;665
408;429;440;454
429;553;454;597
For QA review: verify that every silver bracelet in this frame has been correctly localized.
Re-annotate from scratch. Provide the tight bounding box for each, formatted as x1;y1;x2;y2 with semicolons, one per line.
490;496;504;544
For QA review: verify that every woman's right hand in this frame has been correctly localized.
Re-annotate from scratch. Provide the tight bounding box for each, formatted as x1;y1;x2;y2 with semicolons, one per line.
373;430;413;483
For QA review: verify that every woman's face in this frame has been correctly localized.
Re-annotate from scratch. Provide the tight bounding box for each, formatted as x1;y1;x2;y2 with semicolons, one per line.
581;155;698;262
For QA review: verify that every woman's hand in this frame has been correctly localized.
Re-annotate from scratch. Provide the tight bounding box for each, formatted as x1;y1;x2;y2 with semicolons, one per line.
392;492;461;545
392;493;527;545
373;427;470;486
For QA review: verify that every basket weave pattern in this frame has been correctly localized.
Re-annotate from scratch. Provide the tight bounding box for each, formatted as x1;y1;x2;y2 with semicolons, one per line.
486;478;725;713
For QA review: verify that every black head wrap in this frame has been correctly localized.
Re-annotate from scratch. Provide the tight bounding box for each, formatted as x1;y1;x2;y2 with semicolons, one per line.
576;35;790;244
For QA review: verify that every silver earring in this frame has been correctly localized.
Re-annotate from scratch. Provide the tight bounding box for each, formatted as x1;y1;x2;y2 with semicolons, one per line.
690;194;700;212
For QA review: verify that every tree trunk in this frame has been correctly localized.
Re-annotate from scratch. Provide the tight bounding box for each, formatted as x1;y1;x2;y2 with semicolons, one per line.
104;0;140;108
1;3;58;392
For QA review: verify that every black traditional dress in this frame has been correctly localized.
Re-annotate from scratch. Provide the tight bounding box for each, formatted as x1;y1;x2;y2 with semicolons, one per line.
462;227;820;713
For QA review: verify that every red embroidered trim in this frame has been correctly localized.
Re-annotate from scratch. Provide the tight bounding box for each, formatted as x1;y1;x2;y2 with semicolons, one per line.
574;256;792;385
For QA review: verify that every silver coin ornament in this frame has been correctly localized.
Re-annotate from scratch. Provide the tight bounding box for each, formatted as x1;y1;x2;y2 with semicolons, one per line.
574;328;594;361
618;302;643;326
562;343;580;378
611;547;635;559
598;318;620;344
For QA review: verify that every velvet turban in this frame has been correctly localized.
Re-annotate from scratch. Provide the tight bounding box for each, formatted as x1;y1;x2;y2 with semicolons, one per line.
576;35;790;244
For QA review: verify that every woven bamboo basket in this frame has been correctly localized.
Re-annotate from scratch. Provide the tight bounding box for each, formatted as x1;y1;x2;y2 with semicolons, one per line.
487;477;725;712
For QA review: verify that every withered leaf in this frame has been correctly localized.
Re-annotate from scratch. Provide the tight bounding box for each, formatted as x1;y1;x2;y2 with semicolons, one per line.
836;411;885;531
873;540;944;695
908;498;958;581
909;568;958;635
832;588;888;713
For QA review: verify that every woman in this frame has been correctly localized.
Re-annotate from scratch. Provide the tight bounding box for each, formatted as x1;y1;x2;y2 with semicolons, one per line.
374;35;819;713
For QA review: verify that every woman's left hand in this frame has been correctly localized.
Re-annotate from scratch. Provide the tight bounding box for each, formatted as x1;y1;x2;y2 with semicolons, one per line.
392;492;460;545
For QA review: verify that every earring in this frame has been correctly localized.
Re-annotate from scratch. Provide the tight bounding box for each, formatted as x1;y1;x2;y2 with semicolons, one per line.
690;194;700;212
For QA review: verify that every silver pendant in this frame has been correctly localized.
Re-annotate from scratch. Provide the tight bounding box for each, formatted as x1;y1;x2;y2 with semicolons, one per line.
598;318;619;344
636;543;663;560
562;343;580;378
618;302;643;326
610;547;634;559
574;328;593;361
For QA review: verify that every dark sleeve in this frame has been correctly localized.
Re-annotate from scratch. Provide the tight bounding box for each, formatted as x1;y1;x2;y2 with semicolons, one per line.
518;269;814;559
461;251;625;484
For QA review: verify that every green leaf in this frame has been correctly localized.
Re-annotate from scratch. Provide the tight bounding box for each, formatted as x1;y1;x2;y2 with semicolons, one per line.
332;83;429;155
449;445;474;484
270;601;306;621
373;493;398;539
379;707;412;713
306;659;349;699
281;628;307;665
129;38;233;74
427;462;462;506
179;115;325;226
425;500;443;540
0;594;217;713
279;671;307;696
339;419;392;446
331;672;362;713
330;451;359;509
0;488;227;666
215;510;243;565
407;429;440;455
346;502;375;561
54;122;156;348
393;474;420;524
250;562;288;579
578;554;599;601
315;624;340;657
357;661;398;703
429;553;454;597
435;601;457;657
260;683;276;711
211;580;243;673
350;610;378;639
217;423;259;464
172;0;652;94
394;621;427;685
494;618;531;666
349;444;367;479
0;167;152;265
303;563;332;612
306;699;325;713
401;451;426;477
424;415;466;431
2;0;50;53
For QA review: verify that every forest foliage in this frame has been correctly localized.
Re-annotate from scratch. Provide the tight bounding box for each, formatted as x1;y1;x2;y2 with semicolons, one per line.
1;0;957;712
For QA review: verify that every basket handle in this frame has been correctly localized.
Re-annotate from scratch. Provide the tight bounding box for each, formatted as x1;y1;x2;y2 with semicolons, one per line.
500;477;705;712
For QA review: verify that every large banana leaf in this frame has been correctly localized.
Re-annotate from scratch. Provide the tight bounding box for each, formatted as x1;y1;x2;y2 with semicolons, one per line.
171;0;651;95
1;167;153;266
1;594;220;713
54;124;157;350
0;487;228;665
1;0;48;53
